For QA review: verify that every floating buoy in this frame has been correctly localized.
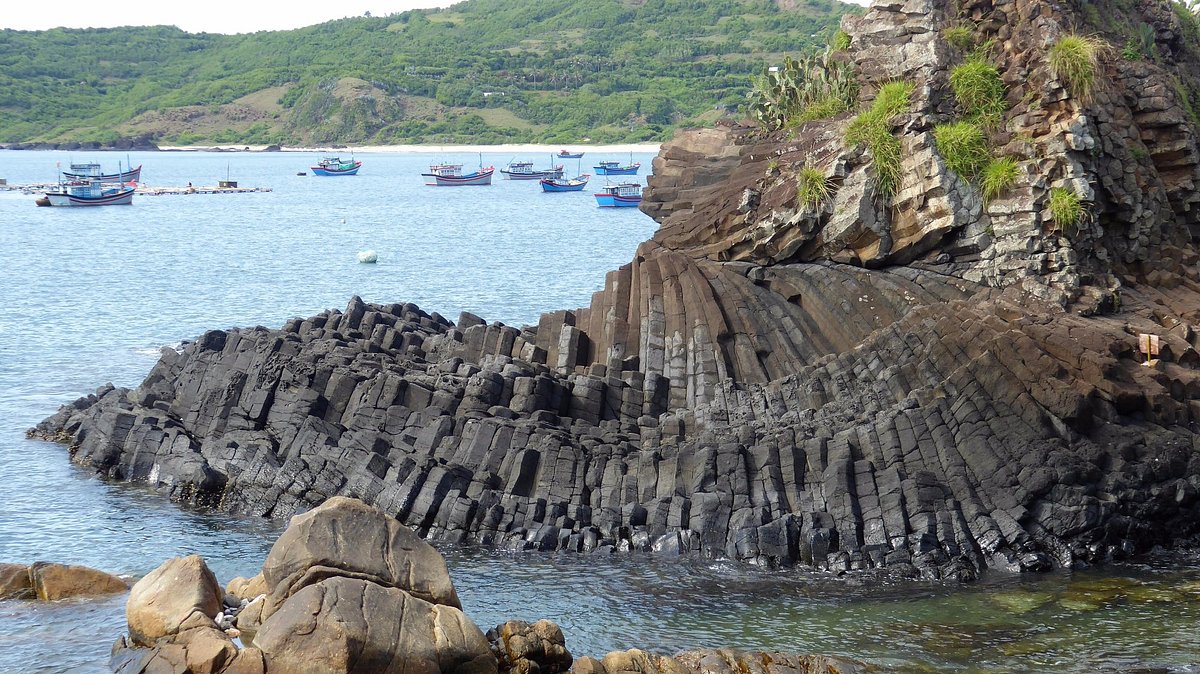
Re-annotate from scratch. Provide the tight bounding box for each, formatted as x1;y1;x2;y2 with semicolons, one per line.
357;250;378;264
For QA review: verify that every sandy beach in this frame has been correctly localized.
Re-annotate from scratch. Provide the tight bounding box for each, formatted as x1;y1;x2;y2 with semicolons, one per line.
158;143;663;154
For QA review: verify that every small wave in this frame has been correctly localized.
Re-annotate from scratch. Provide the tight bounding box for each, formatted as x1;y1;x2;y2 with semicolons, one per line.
133;340;188;357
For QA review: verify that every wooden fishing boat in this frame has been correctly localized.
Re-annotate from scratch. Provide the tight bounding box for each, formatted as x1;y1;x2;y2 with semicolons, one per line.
557;150;585;159
311;157;362;176
593;160;641;176
43;180;135;206
61;162;142;183
540;174;590;192
594;182;642;207
422;163;494;186
500;160;564;180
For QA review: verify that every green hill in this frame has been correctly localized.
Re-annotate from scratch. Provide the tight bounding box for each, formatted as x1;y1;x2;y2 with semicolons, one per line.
0;0;856;146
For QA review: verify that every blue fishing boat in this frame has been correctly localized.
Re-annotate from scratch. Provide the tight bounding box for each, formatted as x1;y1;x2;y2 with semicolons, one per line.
557;150;585;159
594;182;642;207
422;162;494;186
62;162;142;183
311;157;362;176
593;160;641;176
540;174;590;192
501;160;564;180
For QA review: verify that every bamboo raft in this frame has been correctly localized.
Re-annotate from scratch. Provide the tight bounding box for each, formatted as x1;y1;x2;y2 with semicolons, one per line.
1;183;272;196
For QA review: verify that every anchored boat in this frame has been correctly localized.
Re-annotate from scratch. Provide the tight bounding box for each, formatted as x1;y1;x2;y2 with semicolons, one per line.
500;160;564;181
540;174;591;192
594;182;642;208
422;162;494;186
557;150;585;159
61;162;142;183
593;160;641;176
311;157;362;176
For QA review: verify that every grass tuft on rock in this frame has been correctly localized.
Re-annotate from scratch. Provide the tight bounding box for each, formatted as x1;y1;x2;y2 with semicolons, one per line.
1048;35;1106;102
981;157;1021;203
934;121;990;179
845;81;915;198
796;165;833;209
949;57;1007;127
831;29;852;52
1048;186;1084;231
943;25;975;51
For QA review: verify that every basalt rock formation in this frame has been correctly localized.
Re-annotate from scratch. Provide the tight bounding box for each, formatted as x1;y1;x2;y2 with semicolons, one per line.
32;0;1200;580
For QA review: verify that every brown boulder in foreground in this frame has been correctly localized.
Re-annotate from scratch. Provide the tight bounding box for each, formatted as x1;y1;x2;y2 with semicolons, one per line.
29;562;127;600
126;554;223;647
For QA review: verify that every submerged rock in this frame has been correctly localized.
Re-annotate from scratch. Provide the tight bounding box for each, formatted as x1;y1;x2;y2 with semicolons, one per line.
0;562;126;601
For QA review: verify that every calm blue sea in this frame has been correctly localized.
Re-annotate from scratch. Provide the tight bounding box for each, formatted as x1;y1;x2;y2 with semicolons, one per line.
0;150;1197;673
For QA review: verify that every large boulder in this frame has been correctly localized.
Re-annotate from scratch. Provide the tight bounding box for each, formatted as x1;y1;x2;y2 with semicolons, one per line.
261;496;461;610
126;555;223;646
253;575;496;674
0;563;33;599
29;562;127;600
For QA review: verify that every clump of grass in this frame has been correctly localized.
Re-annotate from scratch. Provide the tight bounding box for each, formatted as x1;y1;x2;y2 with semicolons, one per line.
943;25;975;51
1048;35;1106;102
1048;186;1084;231
934;121;990;178
949;57;1007;127
846;81;915;198
831;29;852;52
980;157;1021;203
796;165;833;208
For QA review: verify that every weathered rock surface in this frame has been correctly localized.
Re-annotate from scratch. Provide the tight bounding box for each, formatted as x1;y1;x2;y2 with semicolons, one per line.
253;575;494;674
0;563;34;600
489;620;573;674
569;648;871;674
30;0;1200;580
126;555;224;647
260;495;461;610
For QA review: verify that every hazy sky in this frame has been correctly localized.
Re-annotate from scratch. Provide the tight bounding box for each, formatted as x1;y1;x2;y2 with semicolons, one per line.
0;0;457;34
1;0;870;34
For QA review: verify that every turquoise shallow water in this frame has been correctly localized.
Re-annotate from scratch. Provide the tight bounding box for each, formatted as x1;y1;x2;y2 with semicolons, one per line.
0;149;1198;673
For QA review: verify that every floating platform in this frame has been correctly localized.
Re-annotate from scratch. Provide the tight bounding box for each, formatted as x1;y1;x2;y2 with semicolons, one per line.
1;183;272;196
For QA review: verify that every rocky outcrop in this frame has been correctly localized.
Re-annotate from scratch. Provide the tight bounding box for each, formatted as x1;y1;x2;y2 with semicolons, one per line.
0;562;127;601
30;0;1200;580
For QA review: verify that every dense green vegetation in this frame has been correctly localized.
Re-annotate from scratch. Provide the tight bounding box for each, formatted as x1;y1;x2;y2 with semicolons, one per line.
0;0;856;145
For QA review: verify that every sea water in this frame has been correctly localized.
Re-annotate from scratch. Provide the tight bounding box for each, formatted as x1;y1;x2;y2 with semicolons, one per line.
0;150;1197;673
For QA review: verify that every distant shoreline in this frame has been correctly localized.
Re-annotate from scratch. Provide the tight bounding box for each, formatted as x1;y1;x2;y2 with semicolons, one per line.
158;143;664;154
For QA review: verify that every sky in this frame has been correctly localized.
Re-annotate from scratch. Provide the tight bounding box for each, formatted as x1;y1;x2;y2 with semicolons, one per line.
0;0;458;34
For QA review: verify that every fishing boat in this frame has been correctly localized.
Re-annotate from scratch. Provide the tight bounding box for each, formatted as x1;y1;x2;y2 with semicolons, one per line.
557;150;585;159
593;160;641;176
311;157;362;176
594;182;642;208
43;178;134;206
500;160;564;181
61;162;142;183
422;162;494;186
540;174;590;192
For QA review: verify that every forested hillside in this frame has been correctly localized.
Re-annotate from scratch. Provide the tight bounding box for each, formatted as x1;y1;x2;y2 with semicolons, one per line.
0;0;855;146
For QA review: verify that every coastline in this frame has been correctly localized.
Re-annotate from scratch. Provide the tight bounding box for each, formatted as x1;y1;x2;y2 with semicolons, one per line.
158;143;664;154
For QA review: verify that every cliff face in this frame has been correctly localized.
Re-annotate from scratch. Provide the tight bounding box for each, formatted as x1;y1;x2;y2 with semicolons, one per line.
33;0;1200;579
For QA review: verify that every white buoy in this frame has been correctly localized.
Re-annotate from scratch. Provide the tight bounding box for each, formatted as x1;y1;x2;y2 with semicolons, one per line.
357;250;378;264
